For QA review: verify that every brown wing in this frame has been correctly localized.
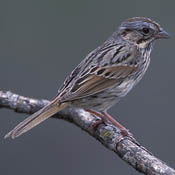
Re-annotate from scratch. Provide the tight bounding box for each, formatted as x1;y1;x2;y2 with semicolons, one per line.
59;65;137;102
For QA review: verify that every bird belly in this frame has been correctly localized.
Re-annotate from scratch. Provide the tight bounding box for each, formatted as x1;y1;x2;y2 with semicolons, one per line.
70;79;135;112
114;79;135;97
70;92;119;112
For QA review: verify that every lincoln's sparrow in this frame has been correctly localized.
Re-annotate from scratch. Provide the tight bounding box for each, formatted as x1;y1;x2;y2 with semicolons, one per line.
5;17;170;139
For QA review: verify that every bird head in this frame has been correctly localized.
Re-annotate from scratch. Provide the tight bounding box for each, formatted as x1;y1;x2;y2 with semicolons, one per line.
118;17;170;48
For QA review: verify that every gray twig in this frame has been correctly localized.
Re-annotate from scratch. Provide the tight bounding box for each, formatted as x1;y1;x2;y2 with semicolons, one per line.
0;90;174;175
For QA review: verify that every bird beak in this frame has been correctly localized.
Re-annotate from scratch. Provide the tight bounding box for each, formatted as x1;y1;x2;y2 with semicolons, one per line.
156;29;170;39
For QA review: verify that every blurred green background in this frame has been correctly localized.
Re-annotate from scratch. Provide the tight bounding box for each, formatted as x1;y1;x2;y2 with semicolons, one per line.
0;0;174;174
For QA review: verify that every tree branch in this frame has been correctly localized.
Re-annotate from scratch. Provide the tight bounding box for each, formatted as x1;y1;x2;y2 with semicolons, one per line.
0;90;174;175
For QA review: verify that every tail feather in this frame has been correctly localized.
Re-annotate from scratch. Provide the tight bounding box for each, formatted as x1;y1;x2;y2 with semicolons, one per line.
4;100;68;139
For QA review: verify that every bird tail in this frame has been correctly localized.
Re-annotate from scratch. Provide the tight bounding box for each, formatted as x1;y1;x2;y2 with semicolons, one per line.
4;99;68;139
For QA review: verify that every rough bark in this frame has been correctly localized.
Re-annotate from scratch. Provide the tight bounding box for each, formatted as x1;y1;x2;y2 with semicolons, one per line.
0;90;174;175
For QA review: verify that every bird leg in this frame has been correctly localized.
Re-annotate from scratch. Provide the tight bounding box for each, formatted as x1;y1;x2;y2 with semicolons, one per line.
86;109;108;131
101;112;129;136
86;109;133;143
101;112;153;154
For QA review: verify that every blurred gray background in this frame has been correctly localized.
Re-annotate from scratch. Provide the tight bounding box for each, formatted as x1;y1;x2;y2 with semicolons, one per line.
0;0;174;174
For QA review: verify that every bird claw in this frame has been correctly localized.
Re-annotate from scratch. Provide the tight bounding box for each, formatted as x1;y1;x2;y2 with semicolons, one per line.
115;129;136;145
115;130;152;155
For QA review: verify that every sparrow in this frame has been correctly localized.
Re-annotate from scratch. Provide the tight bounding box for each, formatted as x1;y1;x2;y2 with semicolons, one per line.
5;17;170;139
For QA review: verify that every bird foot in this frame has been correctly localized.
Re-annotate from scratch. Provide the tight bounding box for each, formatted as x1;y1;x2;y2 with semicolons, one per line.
115;129;152;155
88;118;106;134
115;128;135;144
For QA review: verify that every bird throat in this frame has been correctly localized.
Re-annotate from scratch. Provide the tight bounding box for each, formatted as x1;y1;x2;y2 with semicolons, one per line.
136;38;154;49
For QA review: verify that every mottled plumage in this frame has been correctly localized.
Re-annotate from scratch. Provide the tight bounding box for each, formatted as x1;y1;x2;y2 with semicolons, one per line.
5;17;169;139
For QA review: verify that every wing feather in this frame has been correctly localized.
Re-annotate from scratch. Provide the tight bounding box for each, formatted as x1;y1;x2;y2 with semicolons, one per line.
60;65;137;102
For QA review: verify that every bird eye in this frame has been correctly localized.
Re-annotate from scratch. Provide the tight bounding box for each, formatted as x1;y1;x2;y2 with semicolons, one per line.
142;28;150;34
